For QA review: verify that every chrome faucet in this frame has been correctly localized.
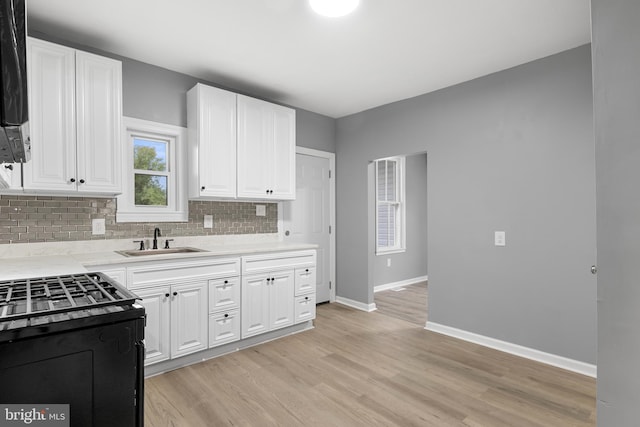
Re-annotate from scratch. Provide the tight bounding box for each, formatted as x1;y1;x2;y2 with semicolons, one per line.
153;227;161;250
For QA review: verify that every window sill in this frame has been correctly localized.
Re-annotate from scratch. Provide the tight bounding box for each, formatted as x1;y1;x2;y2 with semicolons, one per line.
376;248;406;256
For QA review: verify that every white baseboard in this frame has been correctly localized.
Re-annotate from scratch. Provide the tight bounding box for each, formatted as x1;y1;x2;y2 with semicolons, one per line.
374;275;428;293
425;321;597;378
336;296;377;312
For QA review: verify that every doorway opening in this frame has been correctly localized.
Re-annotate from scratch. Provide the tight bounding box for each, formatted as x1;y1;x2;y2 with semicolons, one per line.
371;151;428;326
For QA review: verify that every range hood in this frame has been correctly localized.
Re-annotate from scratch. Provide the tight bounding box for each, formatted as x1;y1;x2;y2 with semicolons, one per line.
0;0;30;164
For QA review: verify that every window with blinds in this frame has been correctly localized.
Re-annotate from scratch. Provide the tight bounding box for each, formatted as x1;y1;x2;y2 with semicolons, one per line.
375;156;405;254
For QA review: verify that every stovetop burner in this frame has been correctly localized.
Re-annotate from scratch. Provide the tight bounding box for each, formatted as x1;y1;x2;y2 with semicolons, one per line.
0;272;139;323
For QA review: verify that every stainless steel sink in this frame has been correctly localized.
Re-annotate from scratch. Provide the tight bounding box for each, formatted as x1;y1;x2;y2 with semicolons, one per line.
116;247;207;257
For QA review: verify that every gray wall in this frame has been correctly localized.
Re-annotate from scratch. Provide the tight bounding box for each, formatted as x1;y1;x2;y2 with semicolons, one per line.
30;31;336;153
373;153;428;288
591;0;640;423
336;45;596;364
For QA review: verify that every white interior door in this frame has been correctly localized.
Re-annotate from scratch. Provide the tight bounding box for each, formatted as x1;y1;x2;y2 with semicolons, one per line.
282;152;332;303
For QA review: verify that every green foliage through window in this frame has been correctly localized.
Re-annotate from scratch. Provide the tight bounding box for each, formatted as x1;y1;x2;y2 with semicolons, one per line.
133;139;168;206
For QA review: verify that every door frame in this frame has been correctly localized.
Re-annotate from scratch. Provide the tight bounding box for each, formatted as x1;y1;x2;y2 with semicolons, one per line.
278;146;336;303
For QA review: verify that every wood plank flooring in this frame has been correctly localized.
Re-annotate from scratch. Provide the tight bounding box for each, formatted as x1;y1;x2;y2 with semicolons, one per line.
374;281;428;326
145;302;596;426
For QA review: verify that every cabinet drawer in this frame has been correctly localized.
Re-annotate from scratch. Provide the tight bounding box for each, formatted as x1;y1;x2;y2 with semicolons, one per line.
209;310;240;348
242;250;316;276
209;277;240;313
128;257;240;289
294;267;315;296
294;294;316;324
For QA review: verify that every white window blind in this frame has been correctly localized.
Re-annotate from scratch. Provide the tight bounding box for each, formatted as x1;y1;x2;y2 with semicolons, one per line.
375;157;405;254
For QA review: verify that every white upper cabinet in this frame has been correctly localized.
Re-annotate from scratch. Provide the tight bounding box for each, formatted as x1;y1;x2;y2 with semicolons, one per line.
187;84;296;201
23;38;122;195
187;84;237;199
74;51;122;194
237;94;296;200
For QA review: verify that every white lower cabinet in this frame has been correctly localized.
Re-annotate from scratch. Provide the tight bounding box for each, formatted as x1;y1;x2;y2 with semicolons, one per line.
208;276;241;348
241;270;294;339
209;310;240;347
295;294;316;323
114;250;315;371
171;281;208;358
135;286;171;365
134;281;208;365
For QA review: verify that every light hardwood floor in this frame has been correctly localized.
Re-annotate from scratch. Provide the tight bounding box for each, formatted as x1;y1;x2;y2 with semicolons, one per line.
145;302;596;426
374;281;428;326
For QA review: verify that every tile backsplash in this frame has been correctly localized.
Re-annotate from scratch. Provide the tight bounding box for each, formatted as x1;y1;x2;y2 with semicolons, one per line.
0;195;277;245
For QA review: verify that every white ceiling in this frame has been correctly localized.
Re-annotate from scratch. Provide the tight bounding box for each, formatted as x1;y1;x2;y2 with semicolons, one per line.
26;0;591;119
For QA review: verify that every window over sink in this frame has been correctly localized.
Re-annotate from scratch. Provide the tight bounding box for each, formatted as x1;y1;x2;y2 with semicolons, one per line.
116;117;187;222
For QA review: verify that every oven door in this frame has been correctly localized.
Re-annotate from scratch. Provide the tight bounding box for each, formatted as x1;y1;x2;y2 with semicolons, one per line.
0;315;145;427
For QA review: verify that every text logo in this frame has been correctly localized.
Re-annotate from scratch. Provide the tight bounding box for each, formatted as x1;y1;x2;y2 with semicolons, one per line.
0;405;69;427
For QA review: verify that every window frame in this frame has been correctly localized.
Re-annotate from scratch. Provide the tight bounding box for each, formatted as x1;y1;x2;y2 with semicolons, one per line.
375;156;406;255
116;117;188;223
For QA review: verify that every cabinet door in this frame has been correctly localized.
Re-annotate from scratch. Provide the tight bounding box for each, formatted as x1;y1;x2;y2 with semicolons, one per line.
75;51;122;194
237;95;271;199
135;286;171;366
241;274;270;338
188;84;237;198
209;277;240;313
270;104;296;200
171;281;208;358
24;38;77;191
269;270;295;330
209;310;240;348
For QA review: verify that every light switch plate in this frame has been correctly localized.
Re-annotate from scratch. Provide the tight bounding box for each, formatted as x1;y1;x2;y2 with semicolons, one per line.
256;205;266;216
92;218;105;235
495;231;506;246
204;214;213;229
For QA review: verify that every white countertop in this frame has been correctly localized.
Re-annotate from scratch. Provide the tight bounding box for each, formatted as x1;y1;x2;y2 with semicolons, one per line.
0;235;316;280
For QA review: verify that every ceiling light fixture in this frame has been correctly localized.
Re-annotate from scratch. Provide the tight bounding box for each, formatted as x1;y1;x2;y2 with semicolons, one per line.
309;0;360;17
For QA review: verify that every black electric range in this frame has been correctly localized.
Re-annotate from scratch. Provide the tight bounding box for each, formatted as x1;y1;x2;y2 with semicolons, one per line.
0;272;145;427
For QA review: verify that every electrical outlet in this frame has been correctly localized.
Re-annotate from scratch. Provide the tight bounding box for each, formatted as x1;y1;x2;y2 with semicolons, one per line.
204;215;213;229
92;218;105;235
495;231;506;246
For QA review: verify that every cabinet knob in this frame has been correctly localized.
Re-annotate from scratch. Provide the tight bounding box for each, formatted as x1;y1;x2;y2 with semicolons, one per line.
201;186;205;191
305;269;309;272
173;291;178;296
224;313;229;318
266;277;271;282
224;280;228;284
165;293;170;298
265;189;269;194
305;297;309;301
69;178;76;183
79;179;85;184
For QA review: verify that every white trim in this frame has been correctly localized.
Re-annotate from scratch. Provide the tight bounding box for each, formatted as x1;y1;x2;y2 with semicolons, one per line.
425;321;597;378
117;117;188;222
336;296;377;312
374;275;428;293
